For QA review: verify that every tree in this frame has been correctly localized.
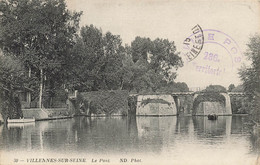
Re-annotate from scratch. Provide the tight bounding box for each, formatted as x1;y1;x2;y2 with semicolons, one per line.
0;0;82;106
229;84;248;114
150;38;183;82
102;32;125;90
131;37;183;82
231;85;244;92
67;25;104;91
126;36;183;93
131;37;152;63
239;35;260;99
119;48;135;90
203;85;227;93
239;34;260;122
66;27;183;93
158;82;189;93
228;84;235;92
0;55;25;120
68;25;125;91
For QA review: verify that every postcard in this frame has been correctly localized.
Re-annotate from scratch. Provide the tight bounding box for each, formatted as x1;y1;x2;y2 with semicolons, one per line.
0;0;259;165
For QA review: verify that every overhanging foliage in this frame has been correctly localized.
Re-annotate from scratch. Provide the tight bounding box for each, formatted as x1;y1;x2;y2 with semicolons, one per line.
80;90;128;116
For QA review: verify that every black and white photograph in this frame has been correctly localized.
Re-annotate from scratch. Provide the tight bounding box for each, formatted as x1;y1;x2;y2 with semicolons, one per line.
0;0;259;164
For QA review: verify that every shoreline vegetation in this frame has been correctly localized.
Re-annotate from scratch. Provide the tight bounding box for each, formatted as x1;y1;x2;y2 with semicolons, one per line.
0;0;259;125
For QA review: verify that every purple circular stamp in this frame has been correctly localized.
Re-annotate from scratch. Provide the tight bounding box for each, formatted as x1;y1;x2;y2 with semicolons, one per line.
182;25;243;77
183;24;204;62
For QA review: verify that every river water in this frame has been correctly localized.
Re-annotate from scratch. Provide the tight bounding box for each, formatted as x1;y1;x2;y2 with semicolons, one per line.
0;116;259;165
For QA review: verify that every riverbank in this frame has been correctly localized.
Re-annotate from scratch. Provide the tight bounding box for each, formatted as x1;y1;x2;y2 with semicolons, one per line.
21;108;72;121
180;114;249;117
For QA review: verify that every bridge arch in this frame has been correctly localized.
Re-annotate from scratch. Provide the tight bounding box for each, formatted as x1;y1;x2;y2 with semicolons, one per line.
192;92;232;115
136;94;178;116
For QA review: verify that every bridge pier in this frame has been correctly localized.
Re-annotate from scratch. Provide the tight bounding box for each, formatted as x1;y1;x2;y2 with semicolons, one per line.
172;96;180;115
220;93;232;115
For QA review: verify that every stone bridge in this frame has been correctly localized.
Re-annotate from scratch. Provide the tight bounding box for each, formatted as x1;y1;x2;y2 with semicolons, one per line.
133;92;246;116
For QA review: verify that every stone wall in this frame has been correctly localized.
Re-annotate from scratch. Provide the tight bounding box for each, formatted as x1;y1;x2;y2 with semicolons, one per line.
136;95;177;116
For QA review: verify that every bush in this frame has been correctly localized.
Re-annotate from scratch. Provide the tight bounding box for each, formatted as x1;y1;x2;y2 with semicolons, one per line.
80;90;128;116
0;92;23;120
230;97;251;114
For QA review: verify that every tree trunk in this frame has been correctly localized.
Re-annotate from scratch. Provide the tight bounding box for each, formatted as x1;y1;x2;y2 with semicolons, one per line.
39;68;43;109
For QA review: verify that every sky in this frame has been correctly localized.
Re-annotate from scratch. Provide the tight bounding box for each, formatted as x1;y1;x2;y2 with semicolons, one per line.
66;0;260;89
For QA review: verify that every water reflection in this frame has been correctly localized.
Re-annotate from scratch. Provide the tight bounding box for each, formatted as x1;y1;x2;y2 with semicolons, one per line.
0;116;258;164
136;117;177;154
192;116;231;137
7;122;35;129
